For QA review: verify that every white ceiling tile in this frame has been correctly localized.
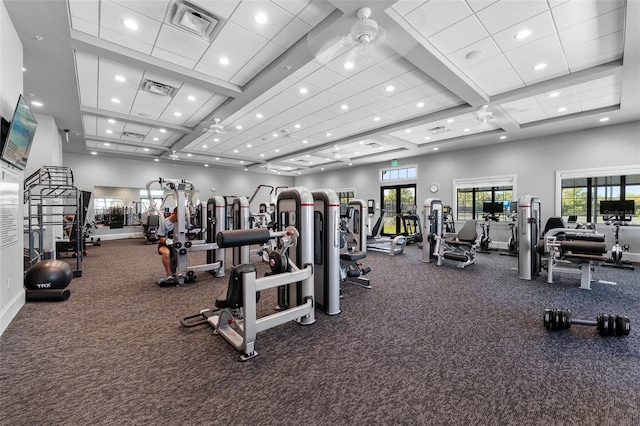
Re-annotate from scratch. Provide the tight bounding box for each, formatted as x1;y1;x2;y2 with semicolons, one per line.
551;0;625;31
70;16;99;37
428;15;489;56
390;0;426;17
395;68;433;88
473;69;524;96
574;75;620;93
514;52;569;85
465;0;499;13
82;115;98;135
376;54;416;77
199;44;249;73
564;31;623;72
69;0;99;24
448;37;502;70
75;52;99;108
580;94;620;111
210;21;267;59
297;1;336;27
131;91;171;120
252;42;286;65
272;18;311;49
477;0;549;34
99;27;154;55
152;47;198;69
538;92;579;109
100;1;162;47
579;85;620;103
492;11;556;53
404;0;473;39
462;53;512;80
110;0;170;21
544;101;581;118
327;79;367;98
229;0;294;40
323;50;374;78
303;67;345;90
558;7;625;49
154;24;210;61
503;33;562;67
193;61;235;81
350;65;394;89
190;1;241;20
235;60;268;83
271;0;311;16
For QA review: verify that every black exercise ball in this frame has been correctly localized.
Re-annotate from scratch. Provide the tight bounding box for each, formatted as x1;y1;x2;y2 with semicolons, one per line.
24;260;72;291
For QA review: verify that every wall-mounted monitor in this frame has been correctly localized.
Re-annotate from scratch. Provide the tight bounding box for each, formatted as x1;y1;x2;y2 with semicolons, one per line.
1;94;38;170
483;201;504;214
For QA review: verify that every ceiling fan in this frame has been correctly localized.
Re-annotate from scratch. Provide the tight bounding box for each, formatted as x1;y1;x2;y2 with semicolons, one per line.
307;6;388;65
202;118;226;134
168;150;180;160
476;105;496;124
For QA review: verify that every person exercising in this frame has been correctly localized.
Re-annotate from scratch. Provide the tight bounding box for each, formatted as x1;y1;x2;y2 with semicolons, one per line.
158;207;178;282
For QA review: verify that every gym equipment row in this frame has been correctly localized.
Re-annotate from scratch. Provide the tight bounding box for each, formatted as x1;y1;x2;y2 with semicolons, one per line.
543;308;630;336
340;199;372;289
422;198;478;268
366;208;407;256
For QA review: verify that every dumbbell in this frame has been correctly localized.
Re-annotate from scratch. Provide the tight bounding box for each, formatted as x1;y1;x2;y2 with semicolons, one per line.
543;308;630;336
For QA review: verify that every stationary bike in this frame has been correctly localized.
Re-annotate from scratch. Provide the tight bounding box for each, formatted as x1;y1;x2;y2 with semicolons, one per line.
478;213;499;253
504;209;518;256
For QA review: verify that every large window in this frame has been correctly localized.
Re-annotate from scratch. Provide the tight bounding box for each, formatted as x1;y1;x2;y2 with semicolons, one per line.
559;170;640;225
454;175;516;220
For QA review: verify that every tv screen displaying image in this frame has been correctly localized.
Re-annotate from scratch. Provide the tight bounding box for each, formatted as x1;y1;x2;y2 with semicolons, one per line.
1;94;38;170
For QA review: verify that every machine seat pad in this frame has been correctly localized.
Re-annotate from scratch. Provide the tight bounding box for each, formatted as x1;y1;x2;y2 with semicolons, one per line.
563;253;608;263
341;251;367;261
215;263;257;309
457;220;478;243
446;239;472;248
565;233;606;243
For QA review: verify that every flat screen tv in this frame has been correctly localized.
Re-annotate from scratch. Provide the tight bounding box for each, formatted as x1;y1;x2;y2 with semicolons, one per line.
1;94;38;170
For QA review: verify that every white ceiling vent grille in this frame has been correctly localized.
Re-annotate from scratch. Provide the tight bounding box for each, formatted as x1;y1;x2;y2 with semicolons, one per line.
122;131;146;139
166;0;222;42
140;79;177;97
427;126;450;134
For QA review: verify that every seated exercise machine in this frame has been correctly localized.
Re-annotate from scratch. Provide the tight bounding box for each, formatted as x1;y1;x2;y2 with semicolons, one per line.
143;213;161;244
422;198;444;263
477;202;502;253
366;207;407;256
339;201;371;289
153;178;226;286
517;195;613;289
434;219;478;268
182;187;318;361
601;200;635;270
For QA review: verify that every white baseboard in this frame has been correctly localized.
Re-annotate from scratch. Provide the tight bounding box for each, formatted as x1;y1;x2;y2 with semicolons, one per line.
0;289;25;337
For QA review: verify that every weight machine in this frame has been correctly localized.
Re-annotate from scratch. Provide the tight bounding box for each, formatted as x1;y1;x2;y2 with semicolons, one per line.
422;198;443;263
151;178;225;286
339;199;372;289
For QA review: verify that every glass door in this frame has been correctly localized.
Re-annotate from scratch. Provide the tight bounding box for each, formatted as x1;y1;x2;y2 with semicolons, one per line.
380;184;416;236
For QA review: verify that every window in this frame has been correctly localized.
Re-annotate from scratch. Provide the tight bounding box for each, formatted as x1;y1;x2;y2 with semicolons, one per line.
380;165;417;182
335;188;355;215
454;175;516;220
558;168;640;225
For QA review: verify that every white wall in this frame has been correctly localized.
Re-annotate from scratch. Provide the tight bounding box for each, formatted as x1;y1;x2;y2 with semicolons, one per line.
25;114;63;177
0;0;25;336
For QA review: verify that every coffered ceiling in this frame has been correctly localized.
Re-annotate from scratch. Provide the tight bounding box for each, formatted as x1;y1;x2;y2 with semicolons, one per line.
5;0;639;175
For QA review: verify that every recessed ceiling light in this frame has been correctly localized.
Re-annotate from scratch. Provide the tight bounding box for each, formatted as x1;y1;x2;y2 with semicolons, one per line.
187;95;196;101
111;98;121;104
385;85;395;92
275;149;280;152
302;140;308;144
599;117;610;122
213;138;220;142
104;142;110;146
294;124;301;129
153;137;159;141
240;160;244;164
114;75;126;82
91;151;97;155
500;135;507;140
22;67;27;72
299;87;308;95
260;154;265;157
235;125;242;130
202;144;208;148
123;19;138;30
425;137;430;141
433;147;438;151
417;102;424;108
515;29;532;40
373;116;380;121
349;163;353;166
106;130;113;134
254;13;267;24
154;158;159;162
143;148;149;151
341;104;348;110
108;119;116;124
344;61;354;70
464;128;470;132
405;129;411;133
447;118;454;123
31;101;43;107
321;167;325;171
174;111;182;117
246;144;252;148
256;113;263;119
159;128;167;133
218;57;230;65
204;164;209;167
326;133;332;137
557;107;567;112
215;157;220;160
272;133;278;138
244;168;248;171
533;63;548;71
549;92;560;98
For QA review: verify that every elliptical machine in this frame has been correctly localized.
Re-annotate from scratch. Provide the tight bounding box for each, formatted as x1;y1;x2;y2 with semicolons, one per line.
601;200;635;270
477;202;502;253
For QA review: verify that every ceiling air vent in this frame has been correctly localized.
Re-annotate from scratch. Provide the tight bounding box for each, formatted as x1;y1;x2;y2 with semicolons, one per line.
166;0;222;42
122;131;146;139
140;79;177;97
427;126;450;134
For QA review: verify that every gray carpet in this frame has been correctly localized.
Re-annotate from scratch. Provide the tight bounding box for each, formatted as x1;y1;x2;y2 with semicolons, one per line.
1;239;639;426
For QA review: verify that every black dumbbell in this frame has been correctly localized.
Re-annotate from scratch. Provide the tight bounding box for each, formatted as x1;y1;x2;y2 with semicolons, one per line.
543;308;630;336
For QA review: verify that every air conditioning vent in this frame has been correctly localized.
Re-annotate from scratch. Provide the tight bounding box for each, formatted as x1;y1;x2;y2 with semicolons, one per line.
364;142;381;148
166;0;222;42
140;79;177;97
122;131;146;139
427;126;450;134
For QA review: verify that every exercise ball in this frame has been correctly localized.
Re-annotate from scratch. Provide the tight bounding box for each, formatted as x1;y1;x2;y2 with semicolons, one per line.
24;259;72;291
